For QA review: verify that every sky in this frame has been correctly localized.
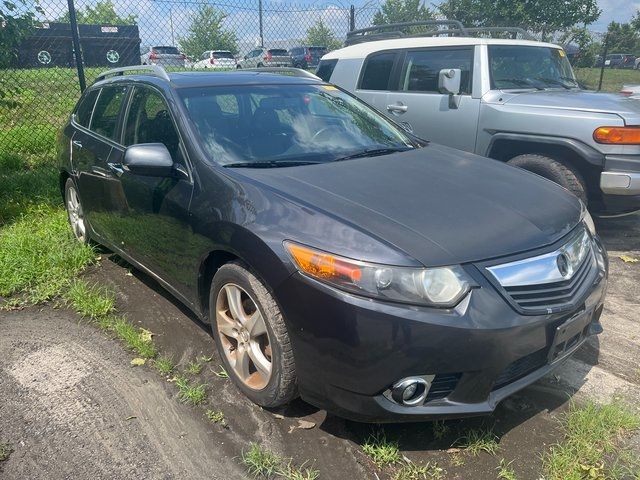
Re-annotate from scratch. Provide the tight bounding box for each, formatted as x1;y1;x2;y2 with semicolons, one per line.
38;0;640;53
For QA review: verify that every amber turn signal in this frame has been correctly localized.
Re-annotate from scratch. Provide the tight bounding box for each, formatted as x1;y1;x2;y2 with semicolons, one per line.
593;126;640;144
284;242;363;283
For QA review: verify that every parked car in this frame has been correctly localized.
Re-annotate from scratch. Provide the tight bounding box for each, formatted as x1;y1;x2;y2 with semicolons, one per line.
635;57;640;70
288;46;326;69
193;50;237;70
320;29;640;214
140;45;186;68
604;53;636;69
59;65;607;422
621;84;640;98
237;47;291;68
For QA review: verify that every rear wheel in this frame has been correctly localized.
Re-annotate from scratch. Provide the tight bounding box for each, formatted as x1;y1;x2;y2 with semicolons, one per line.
64;178;89;244
210;262;297;407
507;154;588;204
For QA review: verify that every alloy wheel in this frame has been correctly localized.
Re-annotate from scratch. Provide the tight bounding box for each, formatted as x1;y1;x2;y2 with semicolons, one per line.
216;284;272;390
66;185;87;242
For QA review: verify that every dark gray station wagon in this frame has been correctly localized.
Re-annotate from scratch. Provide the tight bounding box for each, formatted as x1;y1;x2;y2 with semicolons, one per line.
59;66;608;422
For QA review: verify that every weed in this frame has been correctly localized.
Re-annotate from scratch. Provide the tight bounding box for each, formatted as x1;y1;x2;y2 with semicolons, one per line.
362;431;401;468
175;376;207;405
63;280;115;319
214;365;229;378
543;401;640;480
242;443;282;477
154;356;175;375
279;460;320;480
393;460;444;479
185;360;203;375
456;428;499;456
205;409;226;425
432;420;449;440
497;459;518;480
111;316;158;359
0;442;12;462
450;453;465;467
198;355;213;363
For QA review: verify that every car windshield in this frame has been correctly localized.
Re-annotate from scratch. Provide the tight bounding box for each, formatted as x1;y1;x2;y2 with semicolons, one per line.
180;83;414;166
489;45;578;90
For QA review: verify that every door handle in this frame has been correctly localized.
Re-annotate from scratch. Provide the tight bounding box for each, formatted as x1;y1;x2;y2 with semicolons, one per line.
387;104;408;113
72;140;83;149
107;162;125;177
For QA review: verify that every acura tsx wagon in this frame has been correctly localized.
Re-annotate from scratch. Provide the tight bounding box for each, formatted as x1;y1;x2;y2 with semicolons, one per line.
58;66;608;422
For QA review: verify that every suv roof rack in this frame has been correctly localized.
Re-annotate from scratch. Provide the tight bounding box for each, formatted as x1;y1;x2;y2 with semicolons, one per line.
344;21;536;45
94;65;171;83
242;67;321;80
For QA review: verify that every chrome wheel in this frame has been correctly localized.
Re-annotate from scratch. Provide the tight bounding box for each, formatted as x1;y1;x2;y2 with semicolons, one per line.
66;184;86;242
216;284;272;390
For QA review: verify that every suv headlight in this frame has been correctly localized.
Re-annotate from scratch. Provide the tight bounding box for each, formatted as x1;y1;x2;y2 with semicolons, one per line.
580;202;596;236
284;241;472;307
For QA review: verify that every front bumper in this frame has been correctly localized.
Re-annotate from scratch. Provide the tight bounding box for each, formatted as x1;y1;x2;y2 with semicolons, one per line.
600;155;640;212
275;237;608;423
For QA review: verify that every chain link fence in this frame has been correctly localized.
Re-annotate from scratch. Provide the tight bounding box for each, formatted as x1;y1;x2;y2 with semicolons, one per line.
0;0;380;155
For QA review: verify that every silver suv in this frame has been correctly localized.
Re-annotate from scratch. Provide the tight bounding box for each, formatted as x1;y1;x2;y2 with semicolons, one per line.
320;24;640;214
237;47;291;69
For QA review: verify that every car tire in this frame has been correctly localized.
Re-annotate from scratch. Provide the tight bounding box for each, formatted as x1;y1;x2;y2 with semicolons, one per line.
507;154;588;204
210;261;297;408
64;177;90;244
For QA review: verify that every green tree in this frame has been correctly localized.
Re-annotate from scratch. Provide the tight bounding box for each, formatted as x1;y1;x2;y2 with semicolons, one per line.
305;19;342;51
57;0;137;25
178;5;238;58
605;19;640;55
438;0;600;40
1;0;41;68
372;0;433;25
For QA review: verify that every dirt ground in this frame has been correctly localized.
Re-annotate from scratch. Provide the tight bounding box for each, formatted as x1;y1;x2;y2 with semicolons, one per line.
1;212;639;480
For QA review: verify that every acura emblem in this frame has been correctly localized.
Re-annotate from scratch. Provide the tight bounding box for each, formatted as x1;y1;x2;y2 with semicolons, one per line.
557;253;570;277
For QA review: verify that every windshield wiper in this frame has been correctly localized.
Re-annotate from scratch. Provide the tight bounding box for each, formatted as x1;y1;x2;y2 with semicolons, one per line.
224;160;322;168
495;78;544;90
533;77;573;89
332;147;412;162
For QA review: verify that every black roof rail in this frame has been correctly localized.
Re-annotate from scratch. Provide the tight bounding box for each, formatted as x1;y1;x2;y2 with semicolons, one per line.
344;21;537;46
345;20;465;46
94;65;170;83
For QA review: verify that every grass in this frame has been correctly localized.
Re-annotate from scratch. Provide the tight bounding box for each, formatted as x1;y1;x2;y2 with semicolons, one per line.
63;280;115;319
362;431;401;468
393;461;444;480
574;67;640;93
175;375;207;405
0;442;12;462
205;409;226;425
496;459;518;480
543;401;640;480
241;443;320;480
109;316;157;359
214;365;229;378
185;360;203;375
0;205;96;305
154;356;175;375
456;428;500;456
432;420;450;440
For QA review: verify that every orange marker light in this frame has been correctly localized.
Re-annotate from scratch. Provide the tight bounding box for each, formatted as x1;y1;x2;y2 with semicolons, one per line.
285;242;362;283
593;126;640;144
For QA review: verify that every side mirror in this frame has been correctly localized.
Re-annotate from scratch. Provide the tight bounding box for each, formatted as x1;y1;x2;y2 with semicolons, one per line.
123;143;174;177
438;68;462;109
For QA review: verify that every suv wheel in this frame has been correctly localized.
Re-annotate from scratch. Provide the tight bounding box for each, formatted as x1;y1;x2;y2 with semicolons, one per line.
507;154;588;204
210;262;297;407
64;178;89;243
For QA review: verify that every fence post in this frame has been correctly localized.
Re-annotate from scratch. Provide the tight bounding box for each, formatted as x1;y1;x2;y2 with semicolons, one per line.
258;0;264;47
67;0;86;92
349;5;355;31
597;33;609;92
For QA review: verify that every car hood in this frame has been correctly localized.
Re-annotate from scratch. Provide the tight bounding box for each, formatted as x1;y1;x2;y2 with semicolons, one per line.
235;145;582;266
500;90;640;125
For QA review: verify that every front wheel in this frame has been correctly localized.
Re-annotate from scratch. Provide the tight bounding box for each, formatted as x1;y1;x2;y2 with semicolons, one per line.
507;154;588;204
64;178;89;244
210;262;297;408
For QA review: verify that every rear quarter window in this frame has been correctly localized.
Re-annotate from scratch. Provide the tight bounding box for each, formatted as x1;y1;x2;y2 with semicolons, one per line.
359;52;397;90
74;89;99;127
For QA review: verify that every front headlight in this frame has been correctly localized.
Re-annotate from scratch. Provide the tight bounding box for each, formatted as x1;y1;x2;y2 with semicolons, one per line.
284;241;472;307
580;202;596;236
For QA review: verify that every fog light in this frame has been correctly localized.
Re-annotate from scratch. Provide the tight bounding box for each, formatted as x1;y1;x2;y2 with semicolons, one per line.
390;377;430;406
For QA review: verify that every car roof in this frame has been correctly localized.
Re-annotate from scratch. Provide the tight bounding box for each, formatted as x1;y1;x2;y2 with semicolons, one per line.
323;37;562;60
92;71;322;89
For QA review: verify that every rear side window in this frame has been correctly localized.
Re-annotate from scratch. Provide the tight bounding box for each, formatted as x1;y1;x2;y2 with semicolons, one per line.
74;89;99;127
359;52;396;90
399;48;473;94
90;85;128;140
316;59;337;81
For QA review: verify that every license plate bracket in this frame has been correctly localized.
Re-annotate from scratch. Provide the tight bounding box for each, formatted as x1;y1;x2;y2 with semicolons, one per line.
548;309;592;363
